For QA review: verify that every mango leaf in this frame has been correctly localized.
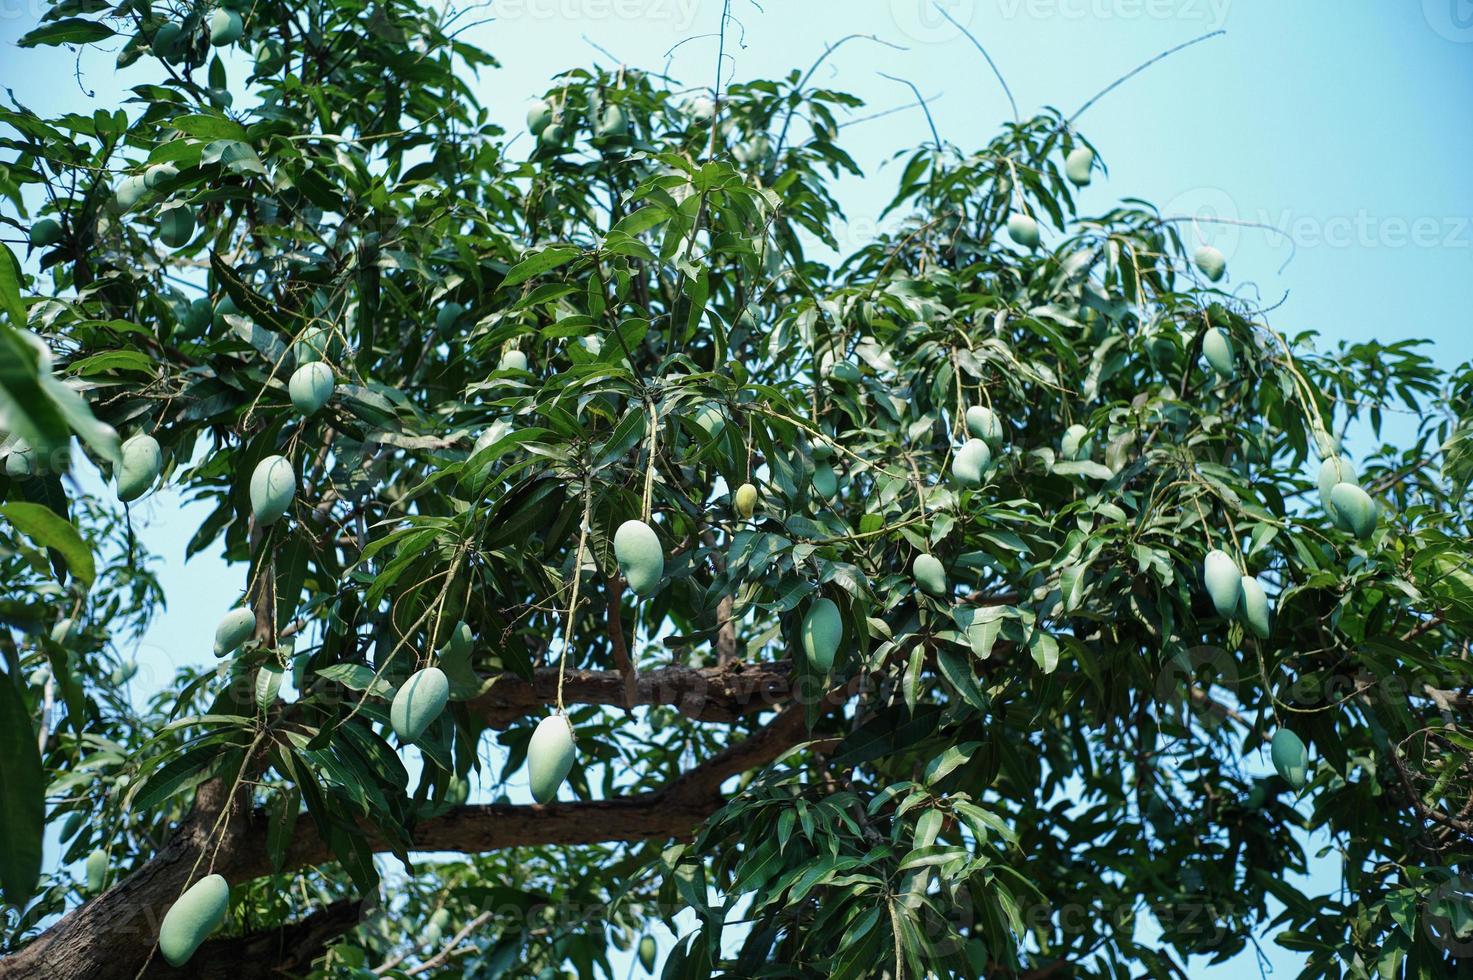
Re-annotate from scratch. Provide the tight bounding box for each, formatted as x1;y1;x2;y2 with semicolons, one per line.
0;501;95;589
0;667;42;907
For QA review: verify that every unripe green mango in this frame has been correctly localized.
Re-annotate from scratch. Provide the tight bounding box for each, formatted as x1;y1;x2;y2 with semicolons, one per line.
1065;146;1094;187
527;714;575;804
390;666;449;741
288;361;335;416
1060;423;1090;461
159;205;195;248
499;350;528;372
213;607;255;657
436;301;465;332
117;433;163;502
4;442;34;477
159;873;229;967
811;462;837;498
952;438;990;488
527;100;553;135
733;482;758;519
595;105;628;140
1239;575;1271;639
1006;213;1040;249
29;218;62;248
638;936;657;973
810;440;834;462
209;8;243;46
110;659;138;685
828;361;861;383
1329;483;1377;539
1194;245;1226;282
292;326;331;364
85;848;107;892
1317;456;1359;528
1270;728;1308;790
1202;327;1234;380
114;175;148;212
144;163;179;189
614;519;663;596
965;405;1003;447
800;597;842;673
249;454;296;526
913;554;947;596
424;906;451;945
1202;549;1242;618
151;21;184;62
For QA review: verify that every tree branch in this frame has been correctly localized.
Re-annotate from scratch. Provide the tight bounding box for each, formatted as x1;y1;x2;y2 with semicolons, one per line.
469;660;793;726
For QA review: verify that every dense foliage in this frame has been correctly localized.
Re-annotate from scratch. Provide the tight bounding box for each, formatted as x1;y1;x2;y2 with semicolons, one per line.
2;1;1471;977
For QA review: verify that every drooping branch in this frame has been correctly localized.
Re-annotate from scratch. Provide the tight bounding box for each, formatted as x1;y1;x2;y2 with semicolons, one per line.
469;660;794;726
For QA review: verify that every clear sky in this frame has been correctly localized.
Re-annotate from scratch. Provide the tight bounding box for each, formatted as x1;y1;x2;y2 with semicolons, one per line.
5;1;1471;976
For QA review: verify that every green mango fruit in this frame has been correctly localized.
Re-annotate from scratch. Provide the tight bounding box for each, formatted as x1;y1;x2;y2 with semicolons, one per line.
110;659;138;685
527;714;575;804
249;454;296;526
292;325;331;364
436;301;465;332
288;361;335;416
1194;245;1226;282
800;597;842;673
1060;423;1090;461
213;607;256;657
499;350;528;372
117;434;163;502
811;462;837;498
965;405;1003;447
1006;213;1040;249
159;873;230;967
733;482;758;519
29;218;62;248
810;440;834;462
390;666;449;741
424;907;451;945
1329;482;1377;539
527;99;553;135
114;175;148;212
827;360;861;384
209;8;243;46
85;848;107;892
1270;728;1308;790
1065;146;1094;186
1202;549;1242;618
952;438;990;488
1202;327;1234;380
913;554;947;596
1317;456;1359;528
159;205;195;248
144;163;179;189
4;441;34;477
638;936;657;973
614;519;663;596
595;104;628;141
1239;575;1271;639
151;21;184;62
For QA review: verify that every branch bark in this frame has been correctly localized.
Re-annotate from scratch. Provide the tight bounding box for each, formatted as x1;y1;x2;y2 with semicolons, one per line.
469;660;793;726
2;674;853;980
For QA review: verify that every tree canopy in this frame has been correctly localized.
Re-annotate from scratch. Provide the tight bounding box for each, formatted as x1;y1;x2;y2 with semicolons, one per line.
2;1;1471;978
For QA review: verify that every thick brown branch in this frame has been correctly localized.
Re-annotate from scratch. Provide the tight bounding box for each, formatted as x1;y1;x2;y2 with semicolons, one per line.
469;660;793;726
143;899;365;979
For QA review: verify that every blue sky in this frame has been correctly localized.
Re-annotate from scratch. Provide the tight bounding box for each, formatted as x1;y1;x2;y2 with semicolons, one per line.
5;0;1471;976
